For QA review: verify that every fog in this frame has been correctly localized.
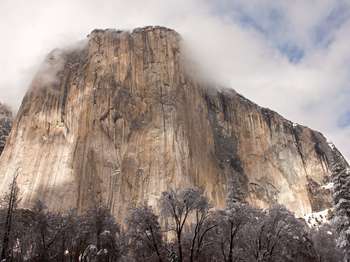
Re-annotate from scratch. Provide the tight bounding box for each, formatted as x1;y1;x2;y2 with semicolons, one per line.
0;0;349;159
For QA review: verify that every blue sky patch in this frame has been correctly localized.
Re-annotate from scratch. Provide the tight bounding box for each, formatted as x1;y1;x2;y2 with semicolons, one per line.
338;111;350;128
278;44;304;63
313;2;350;49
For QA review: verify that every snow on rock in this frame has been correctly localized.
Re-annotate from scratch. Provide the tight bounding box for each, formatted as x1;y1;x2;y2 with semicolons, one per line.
321;182;334;190
304;209;331;227
327;141;335;150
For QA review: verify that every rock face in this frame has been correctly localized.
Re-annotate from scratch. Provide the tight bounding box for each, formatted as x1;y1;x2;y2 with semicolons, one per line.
0;26;340;219
0;103;12;156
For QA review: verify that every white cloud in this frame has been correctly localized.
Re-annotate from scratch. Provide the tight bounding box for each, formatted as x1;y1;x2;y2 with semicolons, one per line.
0;0;349;160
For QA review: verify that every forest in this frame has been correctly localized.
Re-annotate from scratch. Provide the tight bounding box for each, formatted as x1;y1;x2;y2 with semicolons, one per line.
0;175;344;262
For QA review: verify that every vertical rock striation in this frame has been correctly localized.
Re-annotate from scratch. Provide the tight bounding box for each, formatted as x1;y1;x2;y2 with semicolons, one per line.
0;26;341;219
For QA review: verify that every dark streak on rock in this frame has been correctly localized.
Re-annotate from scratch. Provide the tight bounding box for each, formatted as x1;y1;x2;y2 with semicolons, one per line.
204;91;248;200
310;131;330;169
291;125;307;167
306;176;332;212
261;108;274;130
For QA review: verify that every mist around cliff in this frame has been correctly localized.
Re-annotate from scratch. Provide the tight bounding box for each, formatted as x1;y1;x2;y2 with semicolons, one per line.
29;40;88;94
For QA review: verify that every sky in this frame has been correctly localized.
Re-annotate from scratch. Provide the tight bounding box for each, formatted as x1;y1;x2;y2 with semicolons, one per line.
0;0;350;160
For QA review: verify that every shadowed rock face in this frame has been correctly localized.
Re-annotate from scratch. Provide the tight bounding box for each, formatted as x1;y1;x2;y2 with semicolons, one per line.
0;103;12;156
0;26;339;219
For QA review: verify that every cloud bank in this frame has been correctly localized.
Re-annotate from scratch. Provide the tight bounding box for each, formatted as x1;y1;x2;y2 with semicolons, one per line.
0;0;349;159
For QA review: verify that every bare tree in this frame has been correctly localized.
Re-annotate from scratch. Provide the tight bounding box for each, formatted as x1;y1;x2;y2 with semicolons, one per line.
247;205;317;262
212;203;258;262
188;195;216;262
0;172;20;260
159;187;207;262
311;224;343;262
29;200;69;261
126;204;164;262
83;204;121;261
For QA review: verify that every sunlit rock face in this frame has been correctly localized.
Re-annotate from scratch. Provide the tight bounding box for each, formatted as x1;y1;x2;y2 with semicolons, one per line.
0;103;12;156
0;26;339;219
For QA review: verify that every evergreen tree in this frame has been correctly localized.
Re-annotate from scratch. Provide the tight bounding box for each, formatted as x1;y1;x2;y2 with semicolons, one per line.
331;146;350;261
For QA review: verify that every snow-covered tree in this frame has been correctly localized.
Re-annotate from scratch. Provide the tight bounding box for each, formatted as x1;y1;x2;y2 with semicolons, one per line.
159;187;208;262
331;146;350;261
213;203;258;262
311;223;343;262
187;194;216;262
28;200;69;260
83;204;122;261
247;205;317;262
125;204;164;262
